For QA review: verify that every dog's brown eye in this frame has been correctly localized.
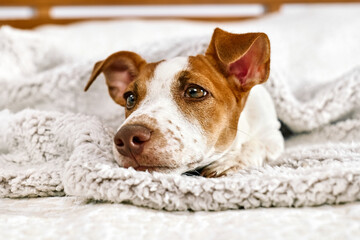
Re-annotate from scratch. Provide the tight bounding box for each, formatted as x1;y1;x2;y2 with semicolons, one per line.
185;86;208;99
124;92;136;109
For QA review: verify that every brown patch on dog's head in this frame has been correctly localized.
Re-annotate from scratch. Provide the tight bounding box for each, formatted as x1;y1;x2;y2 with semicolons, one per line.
84;51;162;116
122;62;162;117
171;28;270;152
84;51;146;106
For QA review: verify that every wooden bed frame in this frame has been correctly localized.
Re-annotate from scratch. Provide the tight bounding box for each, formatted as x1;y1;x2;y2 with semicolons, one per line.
1;0;359;29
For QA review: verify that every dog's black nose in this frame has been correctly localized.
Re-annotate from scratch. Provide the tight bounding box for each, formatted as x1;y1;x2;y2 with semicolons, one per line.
114;124;151;158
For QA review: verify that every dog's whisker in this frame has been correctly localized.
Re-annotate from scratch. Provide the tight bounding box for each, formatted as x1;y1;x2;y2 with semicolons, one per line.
227;126;250;137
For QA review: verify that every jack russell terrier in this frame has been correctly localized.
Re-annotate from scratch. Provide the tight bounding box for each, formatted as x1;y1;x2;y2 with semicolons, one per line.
84;28;284;177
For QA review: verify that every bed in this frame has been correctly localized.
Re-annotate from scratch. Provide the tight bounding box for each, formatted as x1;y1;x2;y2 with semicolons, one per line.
1;1;360;239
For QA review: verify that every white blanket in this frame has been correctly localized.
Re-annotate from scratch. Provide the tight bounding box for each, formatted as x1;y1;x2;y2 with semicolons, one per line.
1;5;360;239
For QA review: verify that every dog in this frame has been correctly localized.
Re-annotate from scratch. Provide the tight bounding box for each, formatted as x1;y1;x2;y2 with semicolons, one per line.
84;28;284;177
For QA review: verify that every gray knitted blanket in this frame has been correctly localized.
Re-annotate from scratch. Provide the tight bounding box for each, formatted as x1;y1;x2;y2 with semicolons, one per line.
1;25;360;211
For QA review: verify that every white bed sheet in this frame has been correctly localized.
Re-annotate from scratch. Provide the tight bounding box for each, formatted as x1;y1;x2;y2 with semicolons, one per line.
1;197;360;240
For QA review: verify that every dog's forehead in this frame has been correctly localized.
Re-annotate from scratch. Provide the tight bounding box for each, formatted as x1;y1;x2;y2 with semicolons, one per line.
147;56;189;95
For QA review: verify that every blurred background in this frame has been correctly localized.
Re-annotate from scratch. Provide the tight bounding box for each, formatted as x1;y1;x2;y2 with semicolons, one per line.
1;0;359;29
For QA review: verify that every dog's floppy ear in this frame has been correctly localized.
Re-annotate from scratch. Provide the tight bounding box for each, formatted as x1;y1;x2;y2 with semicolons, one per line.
84;51;146;106
206;28;270;92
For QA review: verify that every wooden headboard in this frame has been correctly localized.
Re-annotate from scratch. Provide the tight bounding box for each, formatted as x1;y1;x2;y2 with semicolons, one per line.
1;0;359;29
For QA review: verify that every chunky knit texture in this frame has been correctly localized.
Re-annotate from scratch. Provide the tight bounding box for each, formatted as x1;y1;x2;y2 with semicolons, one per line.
1;23;360;211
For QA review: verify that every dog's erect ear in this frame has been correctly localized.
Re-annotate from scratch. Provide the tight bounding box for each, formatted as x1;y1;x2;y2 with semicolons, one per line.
84;51;146;106
206;28;270;92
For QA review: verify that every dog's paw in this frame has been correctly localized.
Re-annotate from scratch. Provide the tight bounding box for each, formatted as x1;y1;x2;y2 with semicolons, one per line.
200;161;243;178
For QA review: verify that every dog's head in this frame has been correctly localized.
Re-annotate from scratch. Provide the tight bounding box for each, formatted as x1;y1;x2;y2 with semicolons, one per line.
84;28;270;175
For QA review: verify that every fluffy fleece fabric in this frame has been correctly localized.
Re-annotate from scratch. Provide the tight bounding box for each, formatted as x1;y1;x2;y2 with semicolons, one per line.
1;24;360;211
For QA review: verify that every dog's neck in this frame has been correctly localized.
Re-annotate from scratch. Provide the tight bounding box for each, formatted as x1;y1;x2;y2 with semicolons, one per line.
204;107;250;166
